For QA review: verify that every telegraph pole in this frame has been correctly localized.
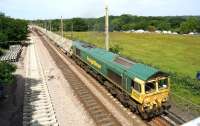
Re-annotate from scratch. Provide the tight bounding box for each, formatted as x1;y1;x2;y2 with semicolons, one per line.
45;20;47;32
61;16;64;39
71;23;73;39
105;0;109;51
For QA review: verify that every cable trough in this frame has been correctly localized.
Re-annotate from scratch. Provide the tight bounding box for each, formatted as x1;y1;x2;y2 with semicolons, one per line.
0;45;22;62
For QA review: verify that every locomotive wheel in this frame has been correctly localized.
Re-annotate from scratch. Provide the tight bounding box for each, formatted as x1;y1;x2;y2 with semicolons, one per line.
137;105;149;119
129;105;136;112
97;74;104;84
139;111;149;120
84;66;90;73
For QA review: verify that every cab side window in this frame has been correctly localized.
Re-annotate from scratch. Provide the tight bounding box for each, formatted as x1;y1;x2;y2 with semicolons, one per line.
158;79;168;89
131;80;141;93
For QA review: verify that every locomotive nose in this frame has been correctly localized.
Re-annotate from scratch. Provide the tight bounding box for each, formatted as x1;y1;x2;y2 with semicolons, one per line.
143;98;168;118
143;94;169;110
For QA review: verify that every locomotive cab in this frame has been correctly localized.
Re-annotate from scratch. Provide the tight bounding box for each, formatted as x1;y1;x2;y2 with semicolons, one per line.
143;77;170;115
131;74;170;119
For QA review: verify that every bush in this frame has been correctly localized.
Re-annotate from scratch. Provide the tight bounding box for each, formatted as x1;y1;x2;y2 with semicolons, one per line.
0;62;17;85
148;25;156;32
170;72;200;95
109;44;123;54
180;17;200;34
0;49;3;56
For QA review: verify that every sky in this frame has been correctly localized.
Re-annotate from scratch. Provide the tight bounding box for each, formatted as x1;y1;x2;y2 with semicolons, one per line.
0;0;199;20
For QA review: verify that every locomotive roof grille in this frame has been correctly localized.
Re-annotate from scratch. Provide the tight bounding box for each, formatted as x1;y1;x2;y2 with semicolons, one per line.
114;56;135;68
81;44;95;48
78;41;96;49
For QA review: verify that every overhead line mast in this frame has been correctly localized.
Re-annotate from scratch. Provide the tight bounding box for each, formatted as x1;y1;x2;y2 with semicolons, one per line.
61;16;64;39
105;0;109;51
49;20;52;31
45;21;47;32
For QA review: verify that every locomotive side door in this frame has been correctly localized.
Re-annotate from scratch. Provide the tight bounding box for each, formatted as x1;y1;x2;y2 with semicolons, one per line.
130;78;142;103
123;72;132;93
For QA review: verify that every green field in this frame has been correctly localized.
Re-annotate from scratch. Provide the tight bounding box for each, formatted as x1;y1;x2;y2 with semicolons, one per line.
63;32;200;107
64;32;200;77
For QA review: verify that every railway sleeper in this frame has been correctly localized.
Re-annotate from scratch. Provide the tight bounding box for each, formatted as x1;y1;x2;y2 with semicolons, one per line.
93;113;110;119
87;105;102;111
84;101;98;107
90;109;105;115
96;117;116;126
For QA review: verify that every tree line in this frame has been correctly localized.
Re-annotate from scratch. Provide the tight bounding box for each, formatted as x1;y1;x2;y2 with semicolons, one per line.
0;12;28;49
34;14;200;34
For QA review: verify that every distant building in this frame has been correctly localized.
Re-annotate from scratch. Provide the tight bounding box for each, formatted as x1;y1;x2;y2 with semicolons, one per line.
135;29;145;33
172;32;178;35
189;32;194;35
125;31;131;33
144;31;150;33
167;31;172;34
162;31;168;34
131;29;135;32
155;30;161;33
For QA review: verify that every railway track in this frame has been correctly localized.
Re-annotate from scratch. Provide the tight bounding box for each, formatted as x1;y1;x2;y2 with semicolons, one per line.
164;110;186;125
149;117;170;126
34;30;122;126
147;110;186;126
23;37;58;125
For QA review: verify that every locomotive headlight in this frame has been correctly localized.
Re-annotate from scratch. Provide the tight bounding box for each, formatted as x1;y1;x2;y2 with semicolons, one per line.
144;98;151;106
144;97;150;102
144;102;151;107
162;97;168;102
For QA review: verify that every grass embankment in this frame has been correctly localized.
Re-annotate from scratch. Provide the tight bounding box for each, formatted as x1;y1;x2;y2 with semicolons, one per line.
63;32;200;106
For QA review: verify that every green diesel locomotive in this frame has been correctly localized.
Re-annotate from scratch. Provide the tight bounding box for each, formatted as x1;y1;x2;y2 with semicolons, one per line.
71;41;171;119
